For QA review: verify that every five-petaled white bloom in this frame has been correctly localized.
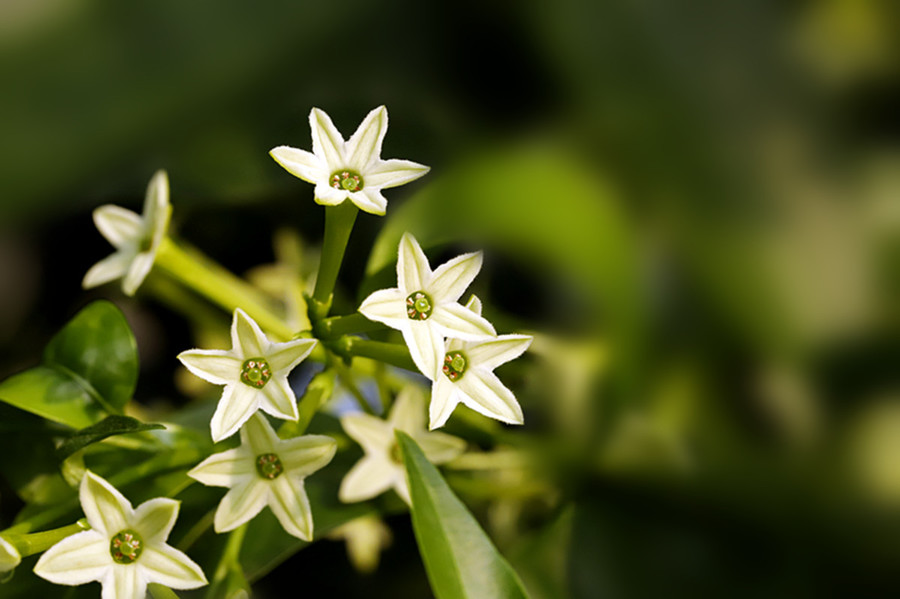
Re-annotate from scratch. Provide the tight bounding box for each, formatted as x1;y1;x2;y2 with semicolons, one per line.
0;535;20;573
178;308;318;442
82;170;171;296
34;471;206;599
429;295;532;429
358;233;496;379
269;106;429;216
188;413;336;541
339;385;465;504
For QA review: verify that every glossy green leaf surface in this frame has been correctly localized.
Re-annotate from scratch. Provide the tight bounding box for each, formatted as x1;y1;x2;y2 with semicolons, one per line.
0;301;138;428
55;415;165;461
397;431;530;599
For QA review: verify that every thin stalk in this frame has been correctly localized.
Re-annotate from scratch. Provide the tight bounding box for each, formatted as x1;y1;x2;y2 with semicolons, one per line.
336;337;417;372
5;519;88;557
319;312;384;338
312;202;358;305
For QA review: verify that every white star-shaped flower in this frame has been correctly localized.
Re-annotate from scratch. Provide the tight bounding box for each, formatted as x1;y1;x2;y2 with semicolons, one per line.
187;413;336;541
339;385;466;504
82;170;171;296
358;233;497;379
177;308;318;442
429;296;532;429
34;471;206;599
269;106;429;216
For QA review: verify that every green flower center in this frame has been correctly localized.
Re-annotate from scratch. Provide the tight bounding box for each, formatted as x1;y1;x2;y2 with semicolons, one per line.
110;529;143;564
406;291;433;320
138;233;153;253
240;358;272;388
389;441;403;465
442;351;467;382
330;170;364;192
256;453;284;479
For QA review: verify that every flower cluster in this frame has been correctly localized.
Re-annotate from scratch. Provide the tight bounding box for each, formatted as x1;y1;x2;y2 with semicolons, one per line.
359;234;533;429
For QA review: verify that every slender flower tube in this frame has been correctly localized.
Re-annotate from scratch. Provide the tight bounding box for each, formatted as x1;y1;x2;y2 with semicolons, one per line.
269;106;429;216
177;308;318;442
82;170;171;296
33;471;206;599
358;233;496;379
188;414;336;541
339;386;465;504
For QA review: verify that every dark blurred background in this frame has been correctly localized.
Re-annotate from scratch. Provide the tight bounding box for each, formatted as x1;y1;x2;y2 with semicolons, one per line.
1;0;899;597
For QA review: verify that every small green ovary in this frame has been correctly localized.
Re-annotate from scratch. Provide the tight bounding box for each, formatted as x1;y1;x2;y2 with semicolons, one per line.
241;358;272;388
256;453;284;480
330;170;364;192
406;291;433;320
442;351;467;382
110;529;143;564
389;441;403;465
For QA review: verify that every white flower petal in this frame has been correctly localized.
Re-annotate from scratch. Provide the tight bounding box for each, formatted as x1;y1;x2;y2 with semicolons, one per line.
140;544;207;590
365;159;430;189
238;412;280;456
133;498;179;545
457;371;524;425
269;145;326;184
213;480;269;533
392;474;412;506
269;477;314;541
122;251;155;296
403;322;444;379
341;413;392;454
81;471;132;536
231;308;266;358
82;251;133;290
309;107;346;168
358;287;407;326
93;205;143;249
143;170;171;249
279;435;337;478
33;530;109;585
187;446;255;488
429;251;483;304
388;386;426;434
464;294;483;315
415;431;466;464
465;335;533;370
210;384;261;443
0;536;19;573
101;560;144;599
314;183;347;206
260;377;299;422
177;350;240;386
350;188;387;216
397;233;431;295
429;376;461;430
431;302;496;339
266;338;317;372
338;456;397;503
345;105;387;172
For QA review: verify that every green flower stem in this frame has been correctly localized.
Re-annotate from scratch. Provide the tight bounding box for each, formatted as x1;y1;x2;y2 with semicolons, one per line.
206;523;249;599
155;238;296;341
335;337;417;372
312;202;359;306
279;370;336;438
5;519;88;557
319;313;384;338
335;363;377;416
148;583;182;599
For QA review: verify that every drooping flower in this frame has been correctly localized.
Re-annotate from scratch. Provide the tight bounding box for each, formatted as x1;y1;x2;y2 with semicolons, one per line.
82;170;171;296
327;515;392;574
269;106;429;216
34;471;206;599
187;413;336;541
178;308;317;442
358;233;496;378
339;385;465;504
429;295;532;429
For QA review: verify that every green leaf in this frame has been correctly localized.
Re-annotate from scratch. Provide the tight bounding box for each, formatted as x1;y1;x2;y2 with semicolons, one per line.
55;415;165;461
0;301;138;428
396;431;530;599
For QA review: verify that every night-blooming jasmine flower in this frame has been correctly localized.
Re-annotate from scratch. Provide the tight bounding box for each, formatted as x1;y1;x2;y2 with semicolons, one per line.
358;233;496;379
34;471;206;599
187;413;336;541
82;170;171;296
429;295;532;429
0;535;20;573
339;385;465;504
269;106;429;216
178;308;317;442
